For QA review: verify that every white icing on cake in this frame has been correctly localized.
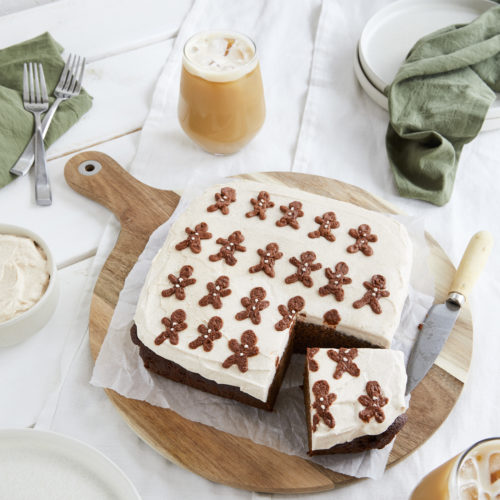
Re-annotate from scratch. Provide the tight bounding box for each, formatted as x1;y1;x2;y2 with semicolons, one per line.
307;348;407;450
134;180;412;402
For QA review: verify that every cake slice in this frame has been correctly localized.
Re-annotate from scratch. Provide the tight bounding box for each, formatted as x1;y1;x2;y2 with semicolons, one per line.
305;347;407;454
132;180;412;410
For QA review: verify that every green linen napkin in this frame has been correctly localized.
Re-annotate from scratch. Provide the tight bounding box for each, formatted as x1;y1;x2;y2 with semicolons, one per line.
385;6;500;206
0;32;92;188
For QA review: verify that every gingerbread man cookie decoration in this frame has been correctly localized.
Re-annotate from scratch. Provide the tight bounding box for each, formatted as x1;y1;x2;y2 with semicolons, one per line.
311;380;337;432
327;348;360;379
189;316;223;352
175;222;212;254
209;230;246;266
222;330;259;373
347;224;378;256
323;309;341;327
308;211;340;241
276;201;304;230
161;265;196;300
207;187;236;215
235;287;270;325
358;381;388;423
353;274;390;314
318;262;352;302
199;276;231;309
248;242;283;278
246;191;275;220
275;296;305;331
285;251;322;288
307;348;320;372
155;310;187;346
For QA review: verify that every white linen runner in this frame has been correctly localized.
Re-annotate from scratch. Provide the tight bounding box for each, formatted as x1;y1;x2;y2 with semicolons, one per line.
129;0;321;189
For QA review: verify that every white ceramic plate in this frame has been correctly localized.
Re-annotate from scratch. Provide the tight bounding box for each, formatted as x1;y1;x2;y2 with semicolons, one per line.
0;429;141;500
353;45;500;132
358;0;500;118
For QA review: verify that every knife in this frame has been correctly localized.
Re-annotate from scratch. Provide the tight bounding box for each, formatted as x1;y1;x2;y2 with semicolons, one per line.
405;231;493;395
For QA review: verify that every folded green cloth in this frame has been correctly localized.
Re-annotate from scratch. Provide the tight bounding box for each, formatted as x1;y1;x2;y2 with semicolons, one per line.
0;32;92;188
385;6;500;206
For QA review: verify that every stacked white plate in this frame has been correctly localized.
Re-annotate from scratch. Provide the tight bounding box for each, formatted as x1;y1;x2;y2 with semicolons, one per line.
354;0;500;132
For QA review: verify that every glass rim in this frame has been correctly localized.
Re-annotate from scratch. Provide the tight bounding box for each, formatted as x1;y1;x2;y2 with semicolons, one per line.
448;436;500;499
182;30;258;73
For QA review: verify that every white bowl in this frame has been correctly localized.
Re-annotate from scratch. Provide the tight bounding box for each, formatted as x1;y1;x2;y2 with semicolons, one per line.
0;224;59;347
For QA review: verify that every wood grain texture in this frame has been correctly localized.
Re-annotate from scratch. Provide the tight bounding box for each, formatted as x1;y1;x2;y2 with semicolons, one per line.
449;231;494;300
64;151;473;493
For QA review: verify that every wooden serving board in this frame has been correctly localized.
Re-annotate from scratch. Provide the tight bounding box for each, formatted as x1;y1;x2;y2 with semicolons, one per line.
64;151;473;494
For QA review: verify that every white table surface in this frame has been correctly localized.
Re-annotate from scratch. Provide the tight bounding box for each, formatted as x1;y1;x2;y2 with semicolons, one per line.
1;1;499;499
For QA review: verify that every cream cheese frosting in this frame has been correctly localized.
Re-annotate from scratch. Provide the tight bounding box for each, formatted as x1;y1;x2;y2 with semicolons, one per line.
307;348;407;450
0;234;50;323
134;180;412;402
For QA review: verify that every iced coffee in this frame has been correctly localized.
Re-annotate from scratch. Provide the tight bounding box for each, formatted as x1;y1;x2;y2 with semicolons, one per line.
411;437;500;499
178;31;265;155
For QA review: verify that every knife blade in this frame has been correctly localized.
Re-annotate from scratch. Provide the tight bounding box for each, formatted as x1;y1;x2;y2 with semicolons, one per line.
405;231;493;395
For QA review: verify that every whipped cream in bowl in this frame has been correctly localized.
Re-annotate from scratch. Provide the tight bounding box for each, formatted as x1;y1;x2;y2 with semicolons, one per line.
0;225;59;347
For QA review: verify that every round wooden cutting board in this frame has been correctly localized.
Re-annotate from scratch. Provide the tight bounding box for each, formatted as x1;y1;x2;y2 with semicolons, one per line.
64;151;472;494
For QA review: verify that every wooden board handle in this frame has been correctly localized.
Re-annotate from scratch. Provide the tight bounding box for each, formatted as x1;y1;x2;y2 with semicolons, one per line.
449;231;493;301
64;151;178;234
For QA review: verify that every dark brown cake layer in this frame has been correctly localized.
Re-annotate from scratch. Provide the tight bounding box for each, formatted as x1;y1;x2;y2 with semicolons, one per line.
131;323;294;411
293;319;381;353
308;414;408;456
304;361;407;455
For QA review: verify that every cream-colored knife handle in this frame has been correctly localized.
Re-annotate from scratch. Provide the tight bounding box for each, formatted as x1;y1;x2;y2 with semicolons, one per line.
449;231;493;302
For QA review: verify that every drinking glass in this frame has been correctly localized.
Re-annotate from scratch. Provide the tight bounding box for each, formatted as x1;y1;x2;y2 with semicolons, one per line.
178;30;265;155
410;437;500;500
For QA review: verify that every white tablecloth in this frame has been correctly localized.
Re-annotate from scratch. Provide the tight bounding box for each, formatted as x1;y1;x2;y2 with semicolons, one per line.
5;0;500;499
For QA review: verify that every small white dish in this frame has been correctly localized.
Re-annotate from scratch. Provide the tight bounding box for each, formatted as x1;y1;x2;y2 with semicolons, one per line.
0;224;59;347
0;428;142;500
358;0;500;119
353;45;500;133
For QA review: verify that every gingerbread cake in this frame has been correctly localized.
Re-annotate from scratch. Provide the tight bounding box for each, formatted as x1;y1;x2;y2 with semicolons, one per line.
132;180;412;412
305;347;407;455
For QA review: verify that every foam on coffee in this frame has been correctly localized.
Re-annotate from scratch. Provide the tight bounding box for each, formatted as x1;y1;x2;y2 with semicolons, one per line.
183;31;257;82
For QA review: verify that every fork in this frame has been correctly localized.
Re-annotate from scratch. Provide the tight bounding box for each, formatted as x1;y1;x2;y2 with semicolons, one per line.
23;62;51;206
10;54;86;177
